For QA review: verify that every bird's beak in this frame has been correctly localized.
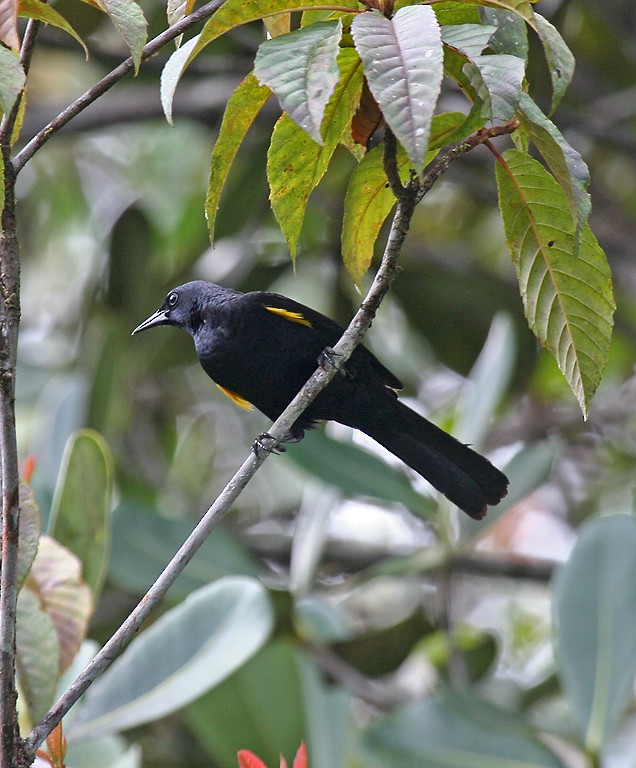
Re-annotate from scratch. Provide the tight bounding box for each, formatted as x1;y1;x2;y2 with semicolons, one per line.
131;308;170;335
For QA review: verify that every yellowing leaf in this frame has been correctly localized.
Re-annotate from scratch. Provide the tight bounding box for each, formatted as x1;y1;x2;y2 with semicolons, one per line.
18;0;89;58
206;72;272;243
267;47;363;258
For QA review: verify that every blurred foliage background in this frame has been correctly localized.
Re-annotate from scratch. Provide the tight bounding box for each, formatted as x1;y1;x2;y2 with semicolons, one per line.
15;0;636;766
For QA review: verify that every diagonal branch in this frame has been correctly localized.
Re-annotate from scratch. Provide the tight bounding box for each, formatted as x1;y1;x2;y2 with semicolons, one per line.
12;0;229;173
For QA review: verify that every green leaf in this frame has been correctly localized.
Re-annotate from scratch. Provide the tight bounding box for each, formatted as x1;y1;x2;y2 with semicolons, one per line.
441;23;497;58
187;641;350;768
109;504;259;599
286;429;436;519
67;577;274;740
18;0;89;58
341;112;467;282
478;6;528;59
517;92;591;243
254;20;342;145
534;12;575;113
495;149;615;417
360;691;565;767
100;0;147;74
16;587;60;723
433;2;480;26
352;6;443;173
554;515;636;754
267;47;363;258
17;482;40;590
205;71;271;243
463;0;536;29
29;536;93;675
463;53;525;120
0;46;24;115
48;429;113;602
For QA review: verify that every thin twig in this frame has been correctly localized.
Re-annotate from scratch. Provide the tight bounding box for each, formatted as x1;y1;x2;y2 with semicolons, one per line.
13;0;229;173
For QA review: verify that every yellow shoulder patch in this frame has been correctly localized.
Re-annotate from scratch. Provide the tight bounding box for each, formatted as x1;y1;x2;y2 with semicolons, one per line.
264;305;313;328
215;384;253;410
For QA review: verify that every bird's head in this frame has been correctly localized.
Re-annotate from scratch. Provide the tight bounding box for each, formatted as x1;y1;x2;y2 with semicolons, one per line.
132;281;230;337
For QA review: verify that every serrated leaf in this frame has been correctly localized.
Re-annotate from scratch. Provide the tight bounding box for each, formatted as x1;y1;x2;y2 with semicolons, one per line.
255;20;342;145
100;0;147;74
0;0;19;49
67;577;274;739
206;71;271;243
16;587;60;723
0;46;24;114
48;429;113;602
29;536;93;674
496;149;615;417
534;12;574;113
17;482;40;590
352;6;443;173
342;112;467;283
18;0;88;58
517;92;590;242
554;515;636;753
441;24;497;58
267;47;363;258
463;53;525;120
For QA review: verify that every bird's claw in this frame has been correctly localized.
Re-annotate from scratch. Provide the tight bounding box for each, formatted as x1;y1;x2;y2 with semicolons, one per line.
318;347;341;372
252;432;285;458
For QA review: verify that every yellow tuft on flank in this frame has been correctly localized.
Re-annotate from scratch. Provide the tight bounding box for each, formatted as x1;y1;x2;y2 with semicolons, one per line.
264;306;313;328
215;384;253;410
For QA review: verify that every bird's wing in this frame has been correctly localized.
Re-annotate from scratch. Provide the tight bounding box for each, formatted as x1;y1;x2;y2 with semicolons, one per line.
252;292;403;391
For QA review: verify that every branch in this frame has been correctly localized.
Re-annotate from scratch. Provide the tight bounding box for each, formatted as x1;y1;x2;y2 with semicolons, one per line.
0;125;24;768
12;0;229;173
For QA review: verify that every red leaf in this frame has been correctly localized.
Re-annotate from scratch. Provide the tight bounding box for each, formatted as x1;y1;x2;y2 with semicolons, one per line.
293;742;308;768
351;78;383;147
238;750;269;768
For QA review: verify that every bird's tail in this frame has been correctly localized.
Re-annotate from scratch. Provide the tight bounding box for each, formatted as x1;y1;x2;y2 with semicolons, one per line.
362;401;508;520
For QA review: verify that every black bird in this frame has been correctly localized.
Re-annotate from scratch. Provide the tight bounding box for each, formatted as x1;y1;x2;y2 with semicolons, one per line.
133;281;508;519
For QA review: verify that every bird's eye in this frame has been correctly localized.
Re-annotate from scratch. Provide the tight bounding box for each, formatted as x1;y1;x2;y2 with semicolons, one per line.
167;292;179;308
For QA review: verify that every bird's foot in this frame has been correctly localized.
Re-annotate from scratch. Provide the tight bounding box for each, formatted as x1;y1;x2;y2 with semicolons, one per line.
318;346;341;373
252;428;305;458
252;432;284;458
